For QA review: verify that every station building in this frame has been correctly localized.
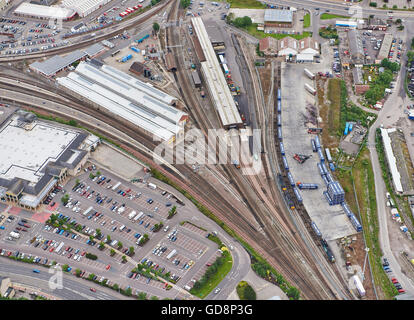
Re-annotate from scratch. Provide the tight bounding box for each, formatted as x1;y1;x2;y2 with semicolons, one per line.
0;109;100;211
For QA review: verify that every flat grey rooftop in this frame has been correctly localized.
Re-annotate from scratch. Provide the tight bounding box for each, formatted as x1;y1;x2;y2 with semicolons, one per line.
280;62;355;240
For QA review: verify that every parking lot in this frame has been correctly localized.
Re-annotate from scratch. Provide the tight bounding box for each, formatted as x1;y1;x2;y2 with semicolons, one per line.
0;158;227;298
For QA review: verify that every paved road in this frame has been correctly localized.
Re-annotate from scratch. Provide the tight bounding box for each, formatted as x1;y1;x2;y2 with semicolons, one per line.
0;259;129;300
367;35;414;296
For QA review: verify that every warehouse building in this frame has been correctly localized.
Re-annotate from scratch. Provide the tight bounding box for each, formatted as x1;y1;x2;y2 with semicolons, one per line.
57;62;188;143
380;128;403;193
61;0;112;17
14;3;76;21
0;109;100;210
29;43;105;77
264;9;293;32
191;17;242;129
378;33;393;61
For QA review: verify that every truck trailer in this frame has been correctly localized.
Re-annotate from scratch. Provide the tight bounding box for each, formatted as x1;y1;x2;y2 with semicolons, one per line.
305;83;316;95
304;68;315;80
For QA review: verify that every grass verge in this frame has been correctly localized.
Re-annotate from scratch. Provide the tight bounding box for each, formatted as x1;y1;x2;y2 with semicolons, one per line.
245;23;311;40
303;13;310;28
227;0;265;9
320;13;349;20
190;250;233;298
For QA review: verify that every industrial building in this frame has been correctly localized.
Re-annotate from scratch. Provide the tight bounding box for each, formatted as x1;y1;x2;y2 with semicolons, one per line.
129;61;150;76
264;9;293;31
378;33;393;61
0;109;100;210
14;2;76;20
29;43;105;77
57;62;188;143
348;29;365;65
191;17;242;129
259;37;278;56
61;0;112;17
380;128;403;193
0;277;14;298
205;20;225;51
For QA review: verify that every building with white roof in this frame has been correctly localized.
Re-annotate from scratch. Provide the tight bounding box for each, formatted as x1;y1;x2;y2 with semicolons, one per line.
61;0;113;17
380;128;403;193
14;2;76;20
57;62;188;143
191;17;242;129
0;109;99;210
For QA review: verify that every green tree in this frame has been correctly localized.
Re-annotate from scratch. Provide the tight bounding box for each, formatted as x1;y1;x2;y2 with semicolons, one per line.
180;0;190;8
106;235;111;242
407;51;414;62
153;22;160;33
68;119;77;127
99;242;105;250
62;264;69;272
112;283;119;291
117;241;123;249
396;18;402;24
243;285;257;300
398;25;404;30
125;287;132;296
89;236;94;242
75;269;81;277
61;194;69;205
150;296;159;300
137;292;147;300
287;287;300;300
122;255;127;263
89;173;95;179
88;273;95;280
96;171;101;176
129;246;134;255
110;249;116;256
96;228;101;237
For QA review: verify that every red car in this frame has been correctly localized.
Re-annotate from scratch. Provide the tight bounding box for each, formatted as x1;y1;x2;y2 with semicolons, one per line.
106;264;111;270
81;251;86;256
90;288;96;292
7;251;12;256
138;4;142;7
16;227;21;231
126;189;131;193
163;282;168;289
49;247;54;252
398;289;405;293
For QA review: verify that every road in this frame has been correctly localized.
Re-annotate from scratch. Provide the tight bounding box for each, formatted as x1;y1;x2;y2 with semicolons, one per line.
366;22;414;295
0;259;129;300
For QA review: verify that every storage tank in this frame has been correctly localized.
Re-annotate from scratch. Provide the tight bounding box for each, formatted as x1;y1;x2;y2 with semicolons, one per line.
282;156;289;171
287;172;295;186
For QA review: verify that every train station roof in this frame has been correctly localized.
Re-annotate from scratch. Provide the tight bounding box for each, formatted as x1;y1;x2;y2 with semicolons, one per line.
30;50;86;77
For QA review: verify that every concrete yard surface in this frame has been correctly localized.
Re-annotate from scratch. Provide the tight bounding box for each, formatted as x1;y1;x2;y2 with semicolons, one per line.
280;62;355;240
90;143;144;180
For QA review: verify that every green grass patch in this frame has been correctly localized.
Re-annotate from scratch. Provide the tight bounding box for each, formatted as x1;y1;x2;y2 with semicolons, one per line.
236;281;256;300
320;13;349;20
190;250;233;298
319;26;338;40
245;23;311;40
227;0;265;9
303;13;310;28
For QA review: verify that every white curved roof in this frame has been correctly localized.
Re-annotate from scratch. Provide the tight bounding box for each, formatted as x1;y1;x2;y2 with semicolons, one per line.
14;2;75;20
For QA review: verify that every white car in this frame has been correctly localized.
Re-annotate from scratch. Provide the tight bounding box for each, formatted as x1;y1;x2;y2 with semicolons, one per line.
214;288;221;294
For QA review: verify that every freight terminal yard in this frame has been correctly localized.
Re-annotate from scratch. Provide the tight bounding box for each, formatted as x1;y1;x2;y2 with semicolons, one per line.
0;0;413;304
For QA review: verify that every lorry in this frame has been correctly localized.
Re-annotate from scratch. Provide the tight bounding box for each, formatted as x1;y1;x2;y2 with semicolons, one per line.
305;83;316;96
408;111;414;120
166;249;177;260
304;68;315;80
133;211;144;222
83;206;94;216
128;210;137;220
148;183;157;190
55;242;65;254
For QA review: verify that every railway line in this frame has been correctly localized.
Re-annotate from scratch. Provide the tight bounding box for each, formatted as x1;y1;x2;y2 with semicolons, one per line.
0;0;173;62
0;0;354;299
164;1;342;299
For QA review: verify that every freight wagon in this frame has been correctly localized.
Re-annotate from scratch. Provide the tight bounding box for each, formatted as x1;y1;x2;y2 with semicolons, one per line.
277;88;281;101
311;222;322;238
279;141;285;155
293;186;303;203
277;100;281;113
321;238;335;263
278;127;283;141
311;139;317;152
349;214;362;232
277;114;281;127
325;148;332;163
287;172;295;186
304;68;315;80
282;156;289;171
297;183;318;190
314;135;321;149
317;163;325;176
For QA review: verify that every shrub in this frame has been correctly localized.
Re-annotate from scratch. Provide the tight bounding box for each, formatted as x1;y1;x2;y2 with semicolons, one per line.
85;253;98;260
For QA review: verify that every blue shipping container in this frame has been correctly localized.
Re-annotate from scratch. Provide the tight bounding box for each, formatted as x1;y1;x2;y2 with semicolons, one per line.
344;122;349;135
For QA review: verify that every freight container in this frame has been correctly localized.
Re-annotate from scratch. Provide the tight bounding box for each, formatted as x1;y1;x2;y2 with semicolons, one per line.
287;172;295;186
166;249;177;260
344;122;349;135
282;156;289;171
311;222;322;237
305;83;316;95
327;181;345;205
277;88;281;101
322;174;330;186
83;206;94;216
111;181;121;191
325;148;332;163
318;148;325;162
277;100;281;113
277;114;281;127
130;46;140;53
311;139;317;152
317;163;325;176
304;68;315;80
279;142;285;155
349;123;353;132
297;183;318;190
326;171;334;184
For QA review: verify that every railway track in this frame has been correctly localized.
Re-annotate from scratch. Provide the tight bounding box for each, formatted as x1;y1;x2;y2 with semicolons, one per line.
164;2;341;299
0;0;173;62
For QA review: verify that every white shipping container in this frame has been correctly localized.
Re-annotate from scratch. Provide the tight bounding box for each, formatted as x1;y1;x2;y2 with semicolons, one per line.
351;275;366;297
133;211;144;221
